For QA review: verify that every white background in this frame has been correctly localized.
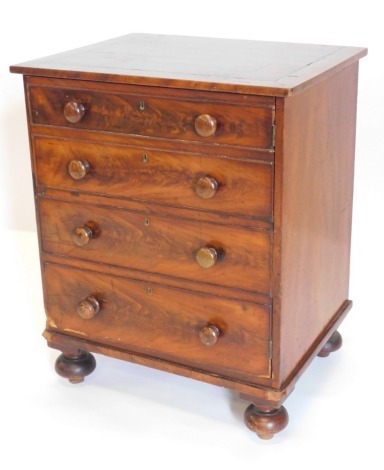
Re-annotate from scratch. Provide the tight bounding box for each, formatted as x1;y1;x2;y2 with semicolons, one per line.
1;1;383;468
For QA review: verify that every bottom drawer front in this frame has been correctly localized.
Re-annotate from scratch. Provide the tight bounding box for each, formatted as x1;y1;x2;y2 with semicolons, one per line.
44;263;271;381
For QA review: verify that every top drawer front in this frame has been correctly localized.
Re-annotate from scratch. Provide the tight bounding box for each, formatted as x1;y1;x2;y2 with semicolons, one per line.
27;81;275;149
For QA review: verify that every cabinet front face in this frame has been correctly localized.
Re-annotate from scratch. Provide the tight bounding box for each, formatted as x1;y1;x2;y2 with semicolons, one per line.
27;76;276;387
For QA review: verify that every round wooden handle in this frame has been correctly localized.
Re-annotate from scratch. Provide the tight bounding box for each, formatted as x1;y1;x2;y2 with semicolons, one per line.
77;296;100;320
199;324;220;346
72;226;93;247
68;160;90;180
196;246;219;268
63;100;86;123
194;114;217;137
195;176;218;199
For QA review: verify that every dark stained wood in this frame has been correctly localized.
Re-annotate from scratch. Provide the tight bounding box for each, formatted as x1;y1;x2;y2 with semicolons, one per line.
244;404;289;440
55;351;96;384
29;122;275;163
44;328;284;402
317;330;342;357
27;80;274;148
36;186;273;231
11;34;366;439
32;136;274;219
44;263;271;382
11;34;367;96
38;198;272;294
272;62;359;387
42;251;273;307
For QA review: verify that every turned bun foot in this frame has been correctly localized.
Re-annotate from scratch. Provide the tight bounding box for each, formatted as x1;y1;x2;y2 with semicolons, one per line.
55;351;96;384
318;330;342;357
244;404;289;439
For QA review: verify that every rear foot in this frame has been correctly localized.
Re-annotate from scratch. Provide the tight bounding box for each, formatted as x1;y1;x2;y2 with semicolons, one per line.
317;330;342;358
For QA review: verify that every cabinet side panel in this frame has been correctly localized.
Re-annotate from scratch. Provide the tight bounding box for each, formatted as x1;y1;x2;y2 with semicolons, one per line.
275;63;359;384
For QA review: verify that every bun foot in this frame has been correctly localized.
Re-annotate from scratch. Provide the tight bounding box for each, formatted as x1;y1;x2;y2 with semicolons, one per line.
55;351;96;384
244;404;289;439
318;330;342;357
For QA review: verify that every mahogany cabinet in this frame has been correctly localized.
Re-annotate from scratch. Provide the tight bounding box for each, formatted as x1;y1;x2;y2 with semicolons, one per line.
11;34;367;439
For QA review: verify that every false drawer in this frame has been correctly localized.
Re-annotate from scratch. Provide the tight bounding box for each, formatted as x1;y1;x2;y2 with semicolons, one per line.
43;263;272;381
33;136;273;219
38;198;272;294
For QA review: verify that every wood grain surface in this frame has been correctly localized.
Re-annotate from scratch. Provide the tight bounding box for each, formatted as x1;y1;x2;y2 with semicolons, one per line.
43;263;271;381
27;80;274;148
33;136;273;219
11;34;367;96
272;62;359;386
38;198;272;294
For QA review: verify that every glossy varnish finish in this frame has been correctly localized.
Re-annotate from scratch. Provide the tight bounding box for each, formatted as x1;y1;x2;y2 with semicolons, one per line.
43;263;272;381
32;136;274;218
27;78;275;148
11;34;366;96
273;62;359;385
38;197;272;293
11;34;367;439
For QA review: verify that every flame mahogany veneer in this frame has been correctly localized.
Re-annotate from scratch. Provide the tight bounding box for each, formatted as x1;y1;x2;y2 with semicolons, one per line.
11;34;367;439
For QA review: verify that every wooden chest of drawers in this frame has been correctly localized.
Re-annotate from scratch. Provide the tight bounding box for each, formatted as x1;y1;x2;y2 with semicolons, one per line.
11;34;367;439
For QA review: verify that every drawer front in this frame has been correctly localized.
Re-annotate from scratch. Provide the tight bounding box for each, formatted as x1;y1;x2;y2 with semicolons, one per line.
28;83;274;148
44;263;271;381
39;199;271;294
33;136;273;219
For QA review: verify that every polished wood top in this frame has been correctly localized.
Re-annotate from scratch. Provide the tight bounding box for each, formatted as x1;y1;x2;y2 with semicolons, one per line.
10;34;367;96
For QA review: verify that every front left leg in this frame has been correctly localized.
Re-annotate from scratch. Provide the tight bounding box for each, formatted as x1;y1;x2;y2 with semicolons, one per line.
55;351;96;384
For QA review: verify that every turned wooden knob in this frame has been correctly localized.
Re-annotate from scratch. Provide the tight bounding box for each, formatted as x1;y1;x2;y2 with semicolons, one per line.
68;160;90;180
72;226;93;247
195;176;218;199
63;100;86;123
199;324;221;346
77;296;100;320
196;246;220;268
194;114;217;137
